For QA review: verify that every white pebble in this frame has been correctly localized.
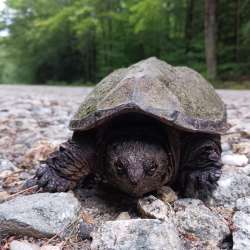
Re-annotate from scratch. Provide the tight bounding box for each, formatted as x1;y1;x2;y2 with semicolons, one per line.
240;164;250;175
222;154;248;167
0;170;13;179
10;240;40;250
116;212;131;220
221;143;231;152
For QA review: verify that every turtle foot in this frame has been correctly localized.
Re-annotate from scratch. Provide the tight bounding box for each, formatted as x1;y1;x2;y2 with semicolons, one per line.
181;167;222;198
26;164;77;192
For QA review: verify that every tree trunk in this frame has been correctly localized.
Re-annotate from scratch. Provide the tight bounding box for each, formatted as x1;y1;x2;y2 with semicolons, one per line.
234;0;240;62
204;0;217;79
185;0;194;53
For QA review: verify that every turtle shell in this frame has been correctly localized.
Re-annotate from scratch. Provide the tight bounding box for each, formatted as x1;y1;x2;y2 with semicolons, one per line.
69;57;228;134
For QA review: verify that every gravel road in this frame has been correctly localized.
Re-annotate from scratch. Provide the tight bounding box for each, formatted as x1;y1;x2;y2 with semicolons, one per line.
0;84;249;170
0;85;250;249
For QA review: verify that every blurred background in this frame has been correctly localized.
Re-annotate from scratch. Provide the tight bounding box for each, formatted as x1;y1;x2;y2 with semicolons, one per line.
0;0;249;88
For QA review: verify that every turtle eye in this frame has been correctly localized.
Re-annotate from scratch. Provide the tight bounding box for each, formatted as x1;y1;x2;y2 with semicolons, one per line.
114;160;126;176
145;161;158;176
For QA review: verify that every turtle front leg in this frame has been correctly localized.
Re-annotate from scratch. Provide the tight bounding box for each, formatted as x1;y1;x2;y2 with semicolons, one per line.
179;134;222;198
26;136;95;192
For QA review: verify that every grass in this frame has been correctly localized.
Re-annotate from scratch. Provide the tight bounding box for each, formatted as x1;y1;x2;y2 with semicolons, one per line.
45;81;95;87
212;81;250;89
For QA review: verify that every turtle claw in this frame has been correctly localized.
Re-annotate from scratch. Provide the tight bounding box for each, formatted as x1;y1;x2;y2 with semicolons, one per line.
25;164;77;193
22;177;39;191
182;167;222;198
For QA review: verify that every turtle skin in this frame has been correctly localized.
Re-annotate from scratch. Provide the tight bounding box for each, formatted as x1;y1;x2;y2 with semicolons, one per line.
26;127;222;198
25;58;226;197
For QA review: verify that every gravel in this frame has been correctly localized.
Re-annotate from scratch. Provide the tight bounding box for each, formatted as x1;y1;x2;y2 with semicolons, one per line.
91;219;183;250
0;85;250;249
0;192;81;238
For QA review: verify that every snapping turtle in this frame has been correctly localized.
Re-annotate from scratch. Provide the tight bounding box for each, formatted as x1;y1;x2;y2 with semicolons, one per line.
28;57;228;197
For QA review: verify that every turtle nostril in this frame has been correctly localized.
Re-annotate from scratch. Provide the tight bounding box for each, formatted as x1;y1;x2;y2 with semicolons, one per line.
127;169;141;186
129;177;139;186
130;180;138;186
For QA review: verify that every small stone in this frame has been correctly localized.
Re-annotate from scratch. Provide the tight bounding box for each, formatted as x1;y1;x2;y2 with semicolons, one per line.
239;164;250;175
0;159;17;172
233;197;250;250
0;191;9;203
240;124;250;138
236;197;250;214
0;192;81;238
91;219;183;250
116;212;131;220
157;186;178;203
222;151;233;157
9;240;40;250
174;199;230;246
222;142;231;152
79;220;95;240
233;211;250;250
137;195;171;220
207;171;250;208
222;154;248;167
233;142;250;156
0;170;13;179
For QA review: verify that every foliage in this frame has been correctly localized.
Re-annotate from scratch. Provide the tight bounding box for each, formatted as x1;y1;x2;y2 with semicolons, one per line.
0;0;249;84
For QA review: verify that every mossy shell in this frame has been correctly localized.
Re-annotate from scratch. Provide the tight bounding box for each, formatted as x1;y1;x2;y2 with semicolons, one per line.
69;57;228;134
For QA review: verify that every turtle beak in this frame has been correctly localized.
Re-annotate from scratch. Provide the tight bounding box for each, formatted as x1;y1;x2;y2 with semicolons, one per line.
127;167;143;186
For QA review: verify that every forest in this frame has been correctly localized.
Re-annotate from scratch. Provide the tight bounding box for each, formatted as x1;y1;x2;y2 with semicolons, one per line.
0;0;249;86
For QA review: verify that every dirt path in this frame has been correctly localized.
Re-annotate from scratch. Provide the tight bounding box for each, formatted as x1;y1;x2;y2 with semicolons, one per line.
0;85;250;249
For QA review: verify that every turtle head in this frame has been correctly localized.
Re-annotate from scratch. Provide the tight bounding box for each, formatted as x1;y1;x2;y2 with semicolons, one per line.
105;135;174;197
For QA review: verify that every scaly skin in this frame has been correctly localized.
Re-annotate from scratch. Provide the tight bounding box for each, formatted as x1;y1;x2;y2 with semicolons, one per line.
25;130;222;197
26;139;95;192
179;134;222;198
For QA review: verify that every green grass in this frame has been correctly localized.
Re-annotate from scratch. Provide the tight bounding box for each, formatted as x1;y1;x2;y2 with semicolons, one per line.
45;81;95;87
212;81;250;89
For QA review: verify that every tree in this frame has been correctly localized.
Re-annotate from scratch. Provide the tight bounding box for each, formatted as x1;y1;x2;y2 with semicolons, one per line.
204;0;217;79
0;0;249;84
185;0;194;54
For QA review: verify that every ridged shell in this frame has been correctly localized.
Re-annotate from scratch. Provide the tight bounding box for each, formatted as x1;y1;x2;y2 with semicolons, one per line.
70;57;227;134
